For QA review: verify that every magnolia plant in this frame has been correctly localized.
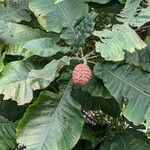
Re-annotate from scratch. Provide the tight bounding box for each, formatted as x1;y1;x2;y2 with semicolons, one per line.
0;0;150;150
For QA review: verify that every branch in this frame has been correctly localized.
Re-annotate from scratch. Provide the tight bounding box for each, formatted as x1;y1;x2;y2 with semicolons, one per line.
135;24;150;33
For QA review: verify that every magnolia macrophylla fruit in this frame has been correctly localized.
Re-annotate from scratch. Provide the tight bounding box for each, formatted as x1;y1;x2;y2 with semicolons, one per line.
72;64;92;87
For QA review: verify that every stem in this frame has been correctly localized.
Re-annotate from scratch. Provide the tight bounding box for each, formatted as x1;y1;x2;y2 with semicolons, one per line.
71;57;86;64
85;50;95;58
86;55;100;60
71;57;83;61
87;60;96;65
83;57;87;65
135;25;150;32
80;49;84;58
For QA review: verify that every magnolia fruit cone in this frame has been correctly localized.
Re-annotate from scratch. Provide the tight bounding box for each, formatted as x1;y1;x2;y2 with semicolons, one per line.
72;64;92;86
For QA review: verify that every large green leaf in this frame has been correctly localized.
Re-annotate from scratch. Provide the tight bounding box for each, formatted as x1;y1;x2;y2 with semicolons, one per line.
94;25;146;61
0;60;34;105
0;56;70;105
126;36;150;72
94;0;147;61
29;0;88;33
117;0;141;24
60;12;97;48
117;0;150;28
0;116;16;150
100;129;150;150
23;37;70;57
94;63;150;127
0;21;45;56
17;83;84;150
27;56;70;90
0;0;31;22
126;49;150;72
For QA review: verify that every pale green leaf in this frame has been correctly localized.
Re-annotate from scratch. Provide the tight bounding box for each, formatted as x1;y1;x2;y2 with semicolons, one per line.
29;0;88;33
27;56;70;90
0;61;34;105
126;48;150;72
0;116;16;150
126;38;150;72
0;21;46;56
94;63;150;127
17;83;84;150
130;2;150;27
117;0;150;28
61;12;97;48
0;56;70;105
94;0;147;61
94;25;146;61
23;37;70;57
117;0;141;25
0;0;31;22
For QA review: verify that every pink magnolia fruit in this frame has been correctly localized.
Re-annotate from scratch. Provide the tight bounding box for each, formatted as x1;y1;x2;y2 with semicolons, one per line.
72;64;92;87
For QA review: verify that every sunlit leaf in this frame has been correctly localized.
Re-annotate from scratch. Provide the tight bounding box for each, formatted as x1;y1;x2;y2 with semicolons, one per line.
17;83;83;150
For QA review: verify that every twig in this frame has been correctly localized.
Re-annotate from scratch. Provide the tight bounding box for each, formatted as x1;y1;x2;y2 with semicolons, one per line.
135;25;150;32
80;49;84;58
87;60;96;65
71;57;83;61
85;50;95;58
86;55;100;60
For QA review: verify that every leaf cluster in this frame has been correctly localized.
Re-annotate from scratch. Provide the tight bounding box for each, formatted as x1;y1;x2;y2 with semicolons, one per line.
0;0;150;149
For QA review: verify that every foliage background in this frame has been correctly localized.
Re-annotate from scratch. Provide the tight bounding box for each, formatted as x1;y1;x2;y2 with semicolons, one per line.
0;0;150;149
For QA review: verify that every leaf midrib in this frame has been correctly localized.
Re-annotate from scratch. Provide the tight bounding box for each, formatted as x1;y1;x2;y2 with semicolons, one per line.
106;68;150;99
44;0;79;39
101;0;141;47
39;82;71;150
55;1;77;39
